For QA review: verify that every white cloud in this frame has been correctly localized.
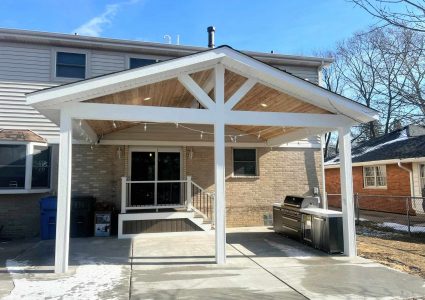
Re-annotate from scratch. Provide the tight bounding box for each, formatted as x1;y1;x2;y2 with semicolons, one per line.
73;0;141;37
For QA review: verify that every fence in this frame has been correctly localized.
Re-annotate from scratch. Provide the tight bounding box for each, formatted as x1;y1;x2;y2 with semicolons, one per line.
327;193;425;236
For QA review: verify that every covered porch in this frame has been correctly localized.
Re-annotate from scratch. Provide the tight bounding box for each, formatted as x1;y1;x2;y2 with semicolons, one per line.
26;46;378;273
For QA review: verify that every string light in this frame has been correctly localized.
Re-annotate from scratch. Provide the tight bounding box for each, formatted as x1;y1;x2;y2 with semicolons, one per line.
106;120;270;141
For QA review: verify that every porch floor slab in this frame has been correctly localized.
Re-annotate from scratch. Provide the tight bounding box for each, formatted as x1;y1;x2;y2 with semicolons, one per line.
1;227;424;299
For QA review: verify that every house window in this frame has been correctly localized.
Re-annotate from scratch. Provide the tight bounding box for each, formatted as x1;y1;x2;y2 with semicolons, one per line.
363;165;387;188
0;143;51;192
129;58;158;69
56;52;86;79
233;149;257;176
31;146;51;189
0;145;27;189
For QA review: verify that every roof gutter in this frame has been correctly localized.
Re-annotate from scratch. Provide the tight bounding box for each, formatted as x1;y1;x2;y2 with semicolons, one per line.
397;161;415;198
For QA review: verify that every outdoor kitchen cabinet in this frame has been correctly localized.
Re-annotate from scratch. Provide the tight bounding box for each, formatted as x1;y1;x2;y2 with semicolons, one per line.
301;208;344;254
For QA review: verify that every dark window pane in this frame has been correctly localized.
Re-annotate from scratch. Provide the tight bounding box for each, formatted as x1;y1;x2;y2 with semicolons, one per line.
56;52;86;78
233;149;256;176
0;145;26;166
0;145;26;189
57;52;85;65
234;162;257;176
32;146;51;188
0;166;26;188
56;65;86;78
233;149;256;161
129;58;157;69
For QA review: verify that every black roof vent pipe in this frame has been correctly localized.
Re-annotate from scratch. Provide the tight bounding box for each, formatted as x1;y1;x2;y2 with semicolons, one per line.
207;26;215;48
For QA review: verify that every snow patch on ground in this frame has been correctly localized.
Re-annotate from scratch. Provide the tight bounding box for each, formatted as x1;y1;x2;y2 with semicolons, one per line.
4;258;125;300
378;222;425;233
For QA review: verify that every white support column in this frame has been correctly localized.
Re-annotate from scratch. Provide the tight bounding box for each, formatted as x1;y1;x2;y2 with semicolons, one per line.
186;176;193;211
121;177;127;214
320;134;328;209
214;64;226;264
54;109;73;273
338;127;356;257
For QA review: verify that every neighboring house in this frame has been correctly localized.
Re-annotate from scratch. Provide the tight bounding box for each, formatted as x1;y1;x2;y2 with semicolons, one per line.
0;28;333;239
325;125;425;214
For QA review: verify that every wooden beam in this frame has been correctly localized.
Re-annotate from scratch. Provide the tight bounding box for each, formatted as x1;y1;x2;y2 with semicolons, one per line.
266;128;330;146
338;127;356;257
55;110;72;273
190;72;215;108
224;111;354;128
178;74;216;110
225;78;257;110
66;103;216;124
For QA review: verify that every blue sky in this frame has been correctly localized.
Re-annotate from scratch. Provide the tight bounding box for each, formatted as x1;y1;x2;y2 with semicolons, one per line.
0;0;375;55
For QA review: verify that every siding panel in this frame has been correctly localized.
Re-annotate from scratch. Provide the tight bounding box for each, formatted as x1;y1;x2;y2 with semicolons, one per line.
0;81;59;140
91;51;126;77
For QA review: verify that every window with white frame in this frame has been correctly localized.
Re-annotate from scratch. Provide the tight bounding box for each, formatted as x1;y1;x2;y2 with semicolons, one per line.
363;165;387;188
56;51;86;79
0;143;51;192
233;148;257;176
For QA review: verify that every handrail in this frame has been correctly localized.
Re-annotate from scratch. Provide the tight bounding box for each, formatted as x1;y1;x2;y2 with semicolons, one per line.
125;179;188;184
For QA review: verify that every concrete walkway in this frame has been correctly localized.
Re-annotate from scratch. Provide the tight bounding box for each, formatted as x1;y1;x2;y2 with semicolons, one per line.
1;227;424;299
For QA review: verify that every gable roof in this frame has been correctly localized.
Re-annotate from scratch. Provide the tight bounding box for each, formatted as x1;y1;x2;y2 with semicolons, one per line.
26;45;378;128
325;125;425;166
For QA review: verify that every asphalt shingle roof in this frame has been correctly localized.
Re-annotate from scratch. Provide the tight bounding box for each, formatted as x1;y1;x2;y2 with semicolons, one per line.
325;125;425;165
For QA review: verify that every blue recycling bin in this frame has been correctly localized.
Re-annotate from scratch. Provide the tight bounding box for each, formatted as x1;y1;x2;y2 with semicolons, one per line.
40;196;57;240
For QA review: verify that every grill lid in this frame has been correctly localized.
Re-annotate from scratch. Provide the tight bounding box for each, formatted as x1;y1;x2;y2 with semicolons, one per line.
283;195;304;207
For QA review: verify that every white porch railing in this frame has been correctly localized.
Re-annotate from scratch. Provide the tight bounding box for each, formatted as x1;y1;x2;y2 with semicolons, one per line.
121;176;214;224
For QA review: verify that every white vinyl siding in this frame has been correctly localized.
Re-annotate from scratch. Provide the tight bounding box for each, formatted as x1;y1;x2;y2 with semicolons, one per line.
0;43;51;82
91;52;126;77
277;65;319;84
363;165;387;188
0;81;59;141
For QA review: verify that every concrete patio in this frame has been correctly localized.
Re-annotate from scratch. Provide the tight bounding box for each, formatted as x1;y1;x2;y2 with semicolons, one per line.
1;227;424;299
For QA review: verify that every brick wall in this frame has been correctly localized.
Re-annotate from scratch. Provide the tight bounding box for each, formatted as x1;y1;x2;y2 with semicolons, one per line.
72;145;126;208
187;147;323;227
325;163;412;214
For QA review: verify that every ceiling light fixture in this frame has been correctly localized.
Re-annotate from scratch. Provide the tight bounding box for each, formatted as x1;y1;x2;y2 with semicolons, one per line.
144;97;152;101
260;103;268;107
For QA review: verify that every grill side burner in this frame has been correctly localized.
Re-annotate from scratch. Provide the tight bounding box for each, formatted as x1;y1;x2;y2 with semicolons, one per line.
274;195;319;240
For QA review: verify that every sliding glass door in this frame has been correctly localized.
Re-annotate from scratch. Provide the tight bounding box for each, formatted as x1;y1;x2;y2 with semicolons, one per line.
130;148;181;207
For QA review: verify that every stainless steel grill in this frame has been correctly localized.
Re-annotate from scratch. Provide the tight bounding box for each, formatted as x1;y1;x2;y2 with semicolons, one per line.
274;195;319;240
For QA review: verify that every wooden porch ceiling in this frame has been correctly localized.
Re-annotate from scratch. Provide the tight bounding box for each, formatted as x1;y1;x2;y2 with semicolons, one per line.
84;68;331;140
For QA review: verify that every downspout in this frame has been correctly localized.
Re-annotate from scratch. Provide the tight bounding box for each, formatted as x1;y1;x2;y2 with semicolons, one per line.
397;161;415;198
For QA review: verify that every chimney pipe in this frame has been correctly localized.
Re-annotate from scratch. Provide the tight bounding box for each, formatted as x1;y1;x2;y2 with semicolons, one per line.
207;26;215;48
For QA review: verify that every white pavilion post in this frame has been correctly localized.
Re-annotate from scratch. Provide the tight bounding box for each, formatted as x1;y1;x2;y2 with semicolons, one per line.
214;64;226;264
54;109;73;273
338;127;357;257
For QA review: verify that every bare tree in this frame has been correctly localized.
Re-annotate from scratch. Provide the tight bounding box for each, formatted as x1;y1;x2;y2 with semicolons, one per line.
352;0;425;32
